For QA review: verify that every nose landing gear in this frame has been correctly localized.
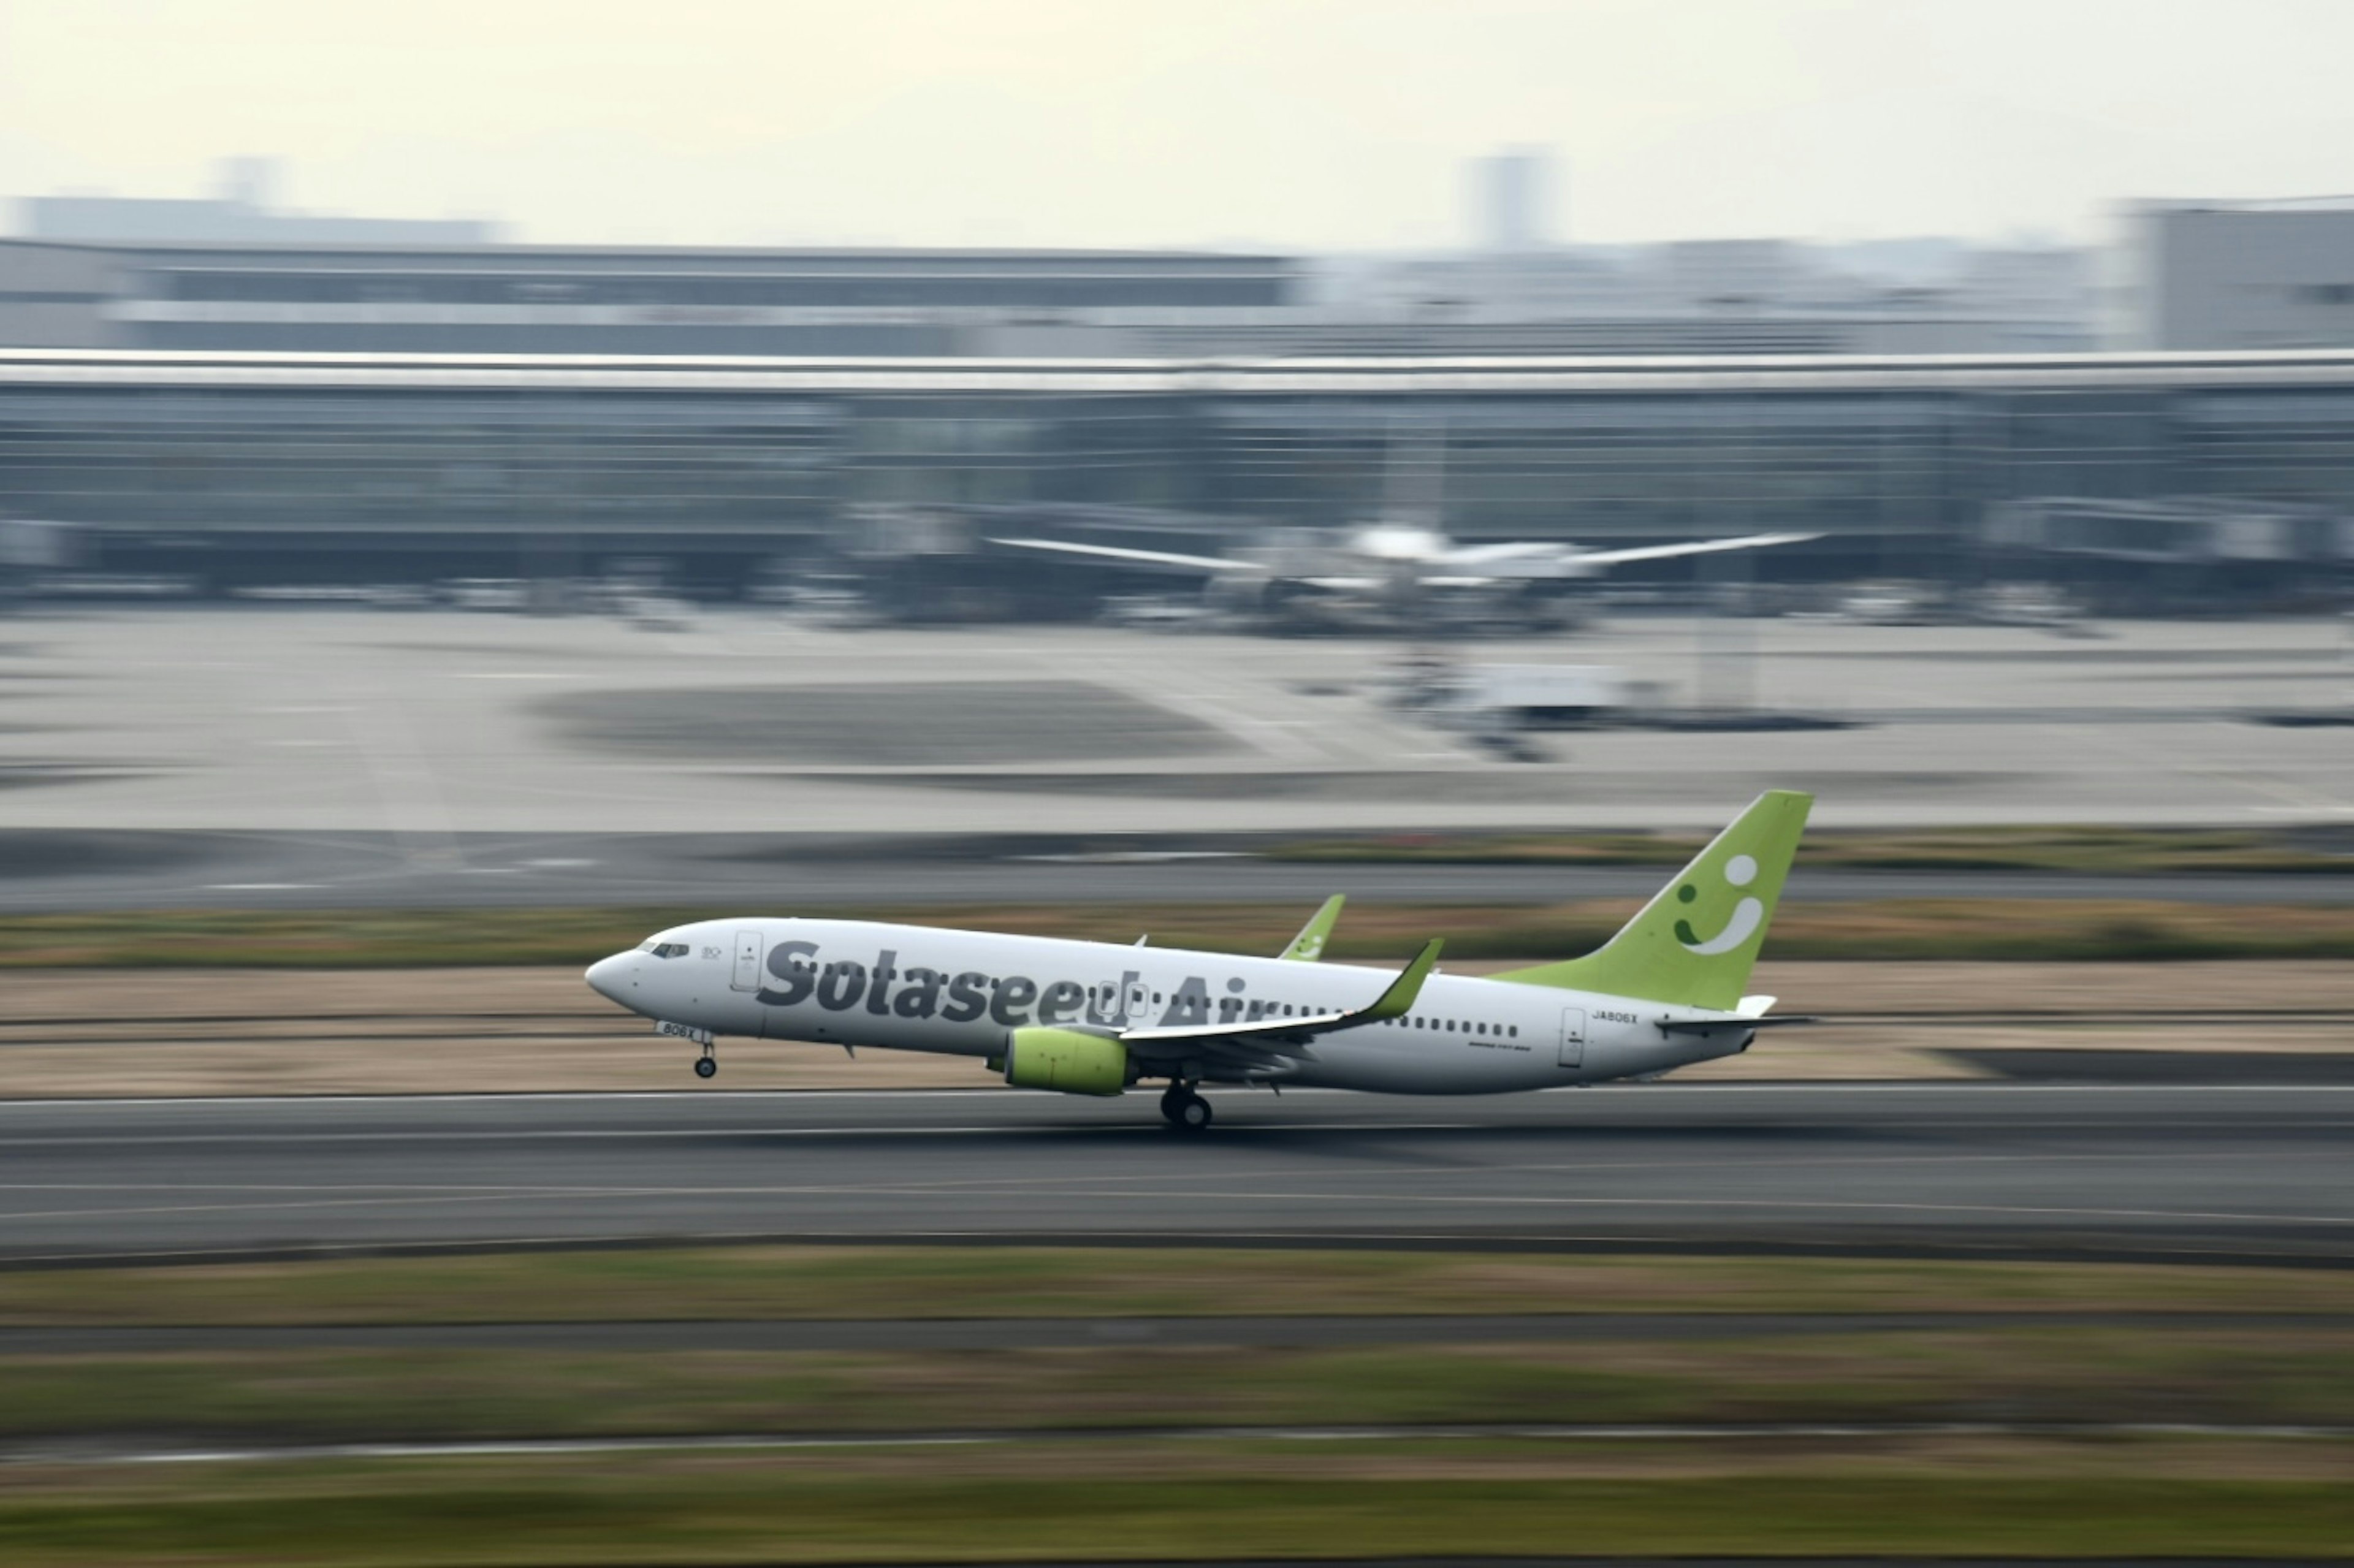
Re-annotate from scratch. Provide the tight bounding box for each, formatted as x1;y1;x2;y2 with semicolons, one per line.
657;1020;717;1080
1160;1083;1213;1132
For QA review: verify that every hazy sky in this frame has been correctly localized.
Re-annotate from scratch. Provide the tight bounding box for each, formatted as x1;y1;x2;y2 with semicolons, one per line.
6;0;2353;251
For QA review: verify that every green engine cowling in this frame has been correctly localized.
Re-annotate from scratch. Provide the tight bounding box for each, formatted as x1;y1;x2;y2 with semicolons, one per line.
999;1027;1130;1097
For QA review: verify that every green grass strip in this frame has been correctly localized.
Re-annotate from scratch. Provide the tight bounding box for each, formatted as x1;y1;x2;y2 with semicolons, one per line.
4;1247;2348;1327
2;1453;2348;1564
4;1331;2352;1443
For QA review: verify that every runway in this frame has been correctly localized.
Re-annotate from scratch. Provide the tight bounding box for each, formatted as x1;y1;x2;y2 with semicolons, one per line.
3;1084;2348;1265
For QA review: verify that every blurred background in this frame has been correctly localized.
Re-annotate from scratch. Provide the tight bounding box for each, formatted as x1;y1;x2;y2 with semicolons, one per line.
0;3;2349;1564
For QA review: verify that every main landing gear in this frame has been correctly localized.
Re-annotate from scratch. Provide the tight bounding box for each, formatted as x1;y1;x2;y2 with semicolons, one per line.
1160;1083;1213;1132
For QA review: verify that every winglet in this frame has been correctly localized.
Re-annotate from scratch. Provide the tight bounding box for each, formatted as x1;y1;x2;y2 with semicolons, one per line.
1116;936;1445;1052
1279;895;1346;961
1362;938;1442;1022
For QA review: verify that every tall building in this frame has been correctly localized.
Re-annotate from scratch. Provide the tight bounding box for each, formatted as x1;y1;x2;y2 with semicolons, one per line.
2127;199;2354;349
1472;149;1555;253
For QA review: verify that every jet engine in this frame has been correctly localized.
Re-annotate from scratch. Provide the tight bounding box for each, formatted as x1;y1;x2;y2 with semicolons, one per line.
997;1027;1130;1097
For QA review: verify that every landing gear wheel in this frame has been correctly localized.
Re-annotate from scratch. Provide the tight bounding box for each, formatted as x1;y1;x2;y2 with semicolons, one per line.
693;1055;717;1079
1163;1087;1212;1132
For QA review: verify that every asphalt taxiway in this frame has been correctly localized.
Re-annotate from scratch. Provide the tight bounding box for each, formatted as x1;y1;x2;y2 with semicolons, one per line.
2;1084;2347;1266
4;610;2351;840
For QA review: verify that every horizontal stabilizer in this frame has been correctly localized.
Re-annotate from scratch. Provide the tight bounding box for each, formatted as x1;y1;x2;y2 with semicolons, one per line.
1657;1014;1816;1036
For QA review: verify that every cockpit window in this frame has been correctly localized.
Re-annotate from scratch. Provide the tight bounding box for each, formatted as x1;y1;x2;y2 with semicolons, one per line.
650;942;691;959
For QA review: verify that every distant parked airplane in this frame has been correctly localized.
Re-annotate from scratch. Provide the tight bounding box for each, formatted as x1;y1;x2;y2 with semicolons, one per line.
992;520;1818;630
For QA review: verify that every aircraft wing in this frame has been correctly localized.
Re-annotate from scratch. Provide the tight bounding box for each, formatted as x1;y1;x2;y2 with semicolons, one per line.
989;536;1268;575
1566;531;1821;568
1120;938;1442;1060
1438;541;1569;567
1278;894;1345;961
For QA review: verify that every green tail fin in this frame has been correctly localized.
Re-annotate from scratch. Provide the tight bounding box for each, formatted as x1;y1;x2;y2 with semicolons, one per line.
1279;894;1345;961
1491;790;1813;1010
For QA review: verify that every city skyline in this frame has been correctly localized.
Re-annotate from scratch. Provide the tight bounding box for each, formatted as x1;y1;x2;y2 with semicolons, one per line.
6;0;2354;252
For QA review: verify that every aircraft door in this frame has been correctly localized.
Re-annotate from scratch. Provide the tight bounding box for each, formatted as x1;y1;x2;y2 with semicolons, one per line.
1558;1008;1586;1068
731;929;761;992
1127;980;1151;1024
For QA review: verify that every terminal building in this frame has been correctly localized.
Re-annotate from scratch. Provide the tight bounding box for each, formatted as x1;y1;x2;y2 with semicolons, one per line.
0;236;1301;358
0;229;2090;362
1;346;2350;608
4;156;2098;362
4;167;2342;611
2;159;1296;360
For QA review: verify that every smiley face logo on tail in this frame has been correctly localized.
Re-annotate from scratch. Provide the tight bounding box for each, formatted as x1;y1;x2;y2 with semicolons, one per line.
1672;853;1765;956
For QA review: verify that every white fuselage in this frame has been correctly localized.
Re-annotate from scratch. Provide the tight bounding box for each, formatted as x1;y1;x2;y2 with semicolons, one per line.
587;918;1752;1094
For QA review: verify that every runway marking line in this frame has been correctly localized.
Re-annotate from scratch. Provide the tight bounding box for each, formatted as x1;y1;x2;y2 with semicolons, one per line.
6;1125;2351;1160
0;1178;2344;1231
23;1418;2354;1469
0;1147;2309;1185
7;1229;2346;1272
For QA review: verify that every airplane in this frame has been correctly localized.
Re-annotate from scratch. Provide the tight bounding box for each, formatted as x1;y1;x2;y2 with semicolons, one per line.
988;426;1816;633
584;791;1813;1130
989;523;1818;633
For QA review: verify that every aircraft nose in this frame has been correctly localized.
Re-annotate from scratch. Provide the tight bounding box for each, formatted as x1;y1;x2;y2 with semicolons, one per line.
584;952;638;1006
